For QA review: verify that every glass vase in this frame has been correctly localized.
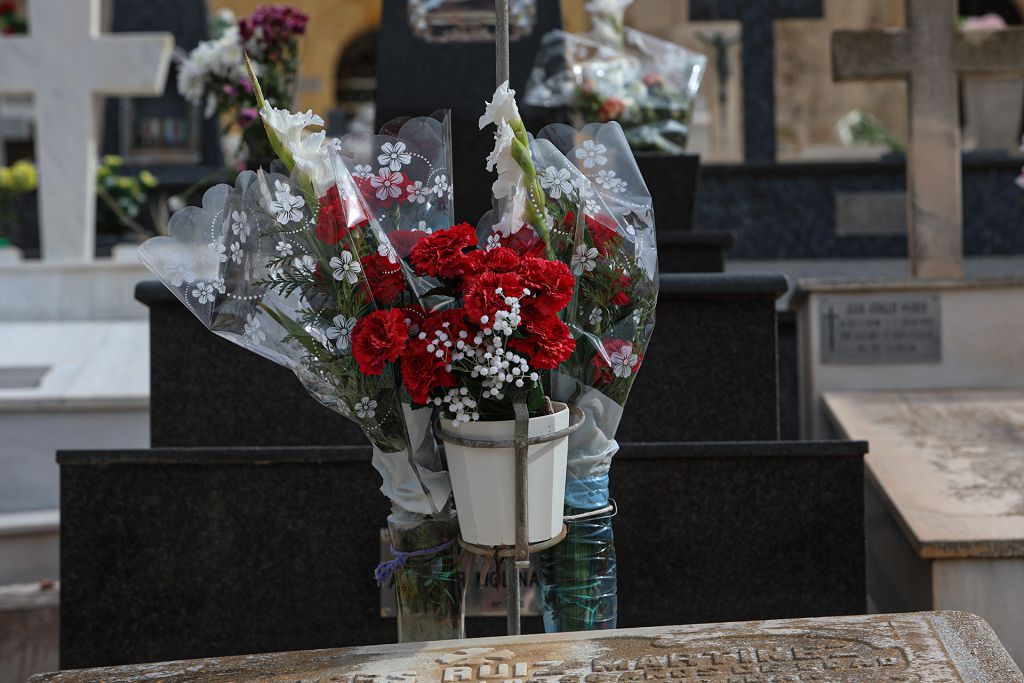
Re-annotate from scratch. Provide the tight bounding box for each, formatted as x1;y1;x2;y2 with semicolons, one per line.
387;509;465;642
539;504;618;631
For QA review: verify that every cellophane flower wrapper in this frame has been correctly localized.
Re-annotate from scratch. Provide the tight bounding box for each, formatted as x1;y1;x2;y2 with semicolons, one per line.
523;0;706;155
481;119;656;631
138;117;457;522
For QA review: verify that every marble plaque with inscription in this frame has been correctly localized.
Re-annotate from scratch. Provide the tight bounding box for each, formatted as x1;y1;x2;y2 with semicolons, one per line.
820;293;941;364
30;611;1023;683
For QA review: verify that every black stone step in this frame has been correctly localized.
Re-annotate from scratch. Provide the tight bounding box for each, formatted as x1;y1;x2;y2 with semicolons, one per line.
618;273;787;442
658;229;736;273
138;272;787;447
58;439;867;669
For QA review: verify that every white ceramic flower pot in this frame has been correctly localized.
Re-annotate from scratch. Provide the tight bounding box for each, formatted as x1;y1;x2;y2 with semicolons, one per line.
443;401;569;546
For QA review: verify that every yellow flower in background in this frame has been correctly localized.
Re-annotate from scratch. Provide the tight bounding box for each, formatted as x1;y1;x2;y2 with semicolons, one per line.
116;176;135;191
102;154;123;169
0;167;12;191
9;160;36;192
139;170;158;188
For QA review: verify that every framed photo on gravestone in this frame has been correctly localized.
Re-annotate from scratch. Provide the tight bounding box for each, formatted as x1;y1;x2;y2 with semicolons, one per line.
102;0;221;167
376;0;561;225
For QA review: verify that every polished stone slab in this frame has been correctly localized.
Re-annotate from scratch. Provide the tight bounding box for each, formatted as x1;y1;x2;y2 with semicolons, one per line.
32;611;1022;683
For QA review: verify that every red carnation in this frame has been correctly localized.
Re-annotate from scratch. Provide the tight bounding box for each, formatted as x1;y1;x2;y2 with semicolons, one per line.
610;273;631;306
521;257;574;316
401;340;456;405
508;315;576;370
591;338;643;384
498;228;547;258
351;309;409;376
316;185;353;245
463;246;522;279
464;272;526;326
409;223;479;279
389;230;428;258
360;253;407;305
586;214;621;256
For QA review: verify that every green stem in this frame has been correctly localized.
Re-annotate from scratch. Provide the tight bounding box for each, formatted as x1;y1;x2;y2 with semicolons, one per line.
508;117;555;260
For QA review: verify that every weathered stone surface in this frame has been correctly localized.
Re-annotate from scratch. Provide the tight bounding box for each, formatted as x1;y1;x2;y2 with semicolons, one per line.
1;582;58;683
825;389;1024;558
32;611;1022;683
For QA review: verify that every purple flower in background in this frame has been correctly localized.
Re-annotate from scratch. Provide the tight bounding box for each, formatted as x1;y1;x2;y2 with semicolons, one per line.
237;107;259;128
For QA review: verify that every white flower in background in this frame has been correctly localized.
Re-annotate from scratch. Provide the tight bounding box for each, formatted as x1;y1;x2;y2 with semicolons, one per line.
405;180;429;204
585;0;631;17
275;241;294;257
589;308;603;326
354;396;377;419
539;166;574;199
259;103;324;149
479;80;521;128
571;245;599;276
163;251;196;287
330;250;362;284
597;169;627;193
230;210;251;243
353;164;373;178
632;309;642;326
576;140;608;168
270;182;305;223
377;142;412;171
325;315;356;352
609;344;639;378
212;277;226;294
370;169;404;200
207;241;227;263
229;241;243;264
243;313;266;344
293;254;315;272
486;232;502;250
176;26;248;109
191;281;215;304
432;173;450;197
378;242;399;264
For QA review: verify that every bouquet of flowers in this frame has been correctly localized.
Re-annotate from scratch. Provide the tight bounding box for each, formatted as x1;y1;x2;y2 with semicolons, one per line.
476;83;658;630
177;5;307;163
141;61;462;643
523;0;706;155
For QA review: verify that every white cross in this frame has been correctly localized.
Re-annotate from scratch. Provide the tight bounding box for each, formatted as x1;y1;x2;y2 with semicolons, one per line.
833;0;1024;279
0;0;171;262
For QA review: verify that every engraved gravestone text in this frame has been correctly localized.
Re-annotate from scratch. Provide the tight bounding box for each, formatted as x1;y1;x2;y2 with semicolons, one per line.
820;293;941;364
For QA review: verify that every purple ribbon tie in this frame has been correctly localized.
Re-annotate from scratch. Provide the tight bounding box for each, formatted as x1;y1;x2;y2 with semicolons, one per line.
375;538;456;585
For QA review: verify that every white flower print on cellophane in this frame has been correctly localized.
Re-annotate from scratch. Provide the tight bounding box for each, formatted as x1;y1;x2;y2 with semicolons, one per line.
524;122;658;488
138;156;451;517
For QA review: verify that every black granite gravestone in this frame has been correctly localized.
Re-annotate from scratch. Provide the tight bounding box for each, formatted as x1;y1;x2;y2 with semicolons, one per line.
689;0;823;162
619;273;787;442
59;439;866;669
139;272;786;447
698;156;1024;260
102;0;222;171
376;0;562;226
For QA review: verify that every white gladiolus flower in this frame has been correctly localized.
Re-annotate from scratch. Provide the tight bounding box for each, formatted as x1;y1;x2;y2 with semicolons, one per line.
259;103;325;149
479;80;521;129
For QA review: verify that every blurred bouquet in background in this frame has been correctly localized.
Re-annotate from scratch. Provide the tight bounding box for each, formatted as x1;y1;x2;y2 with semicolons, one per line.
95;155;160;239
524;0;705;155
176;4;307;165
0;1;26;35
836;110;904;154
0;159;35;246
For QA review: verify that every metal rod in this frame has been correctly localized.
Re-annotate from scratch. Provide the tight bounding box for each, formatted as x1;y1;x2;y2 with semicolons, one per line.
513;402;530;569
506;557;521;635
495;0;510;86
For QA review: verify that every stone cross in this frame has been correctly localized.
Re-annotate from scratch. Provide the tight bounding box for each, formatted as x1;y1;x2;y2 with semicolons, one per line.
0;0;171;262
689;0;823;161
833;0;1024;279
